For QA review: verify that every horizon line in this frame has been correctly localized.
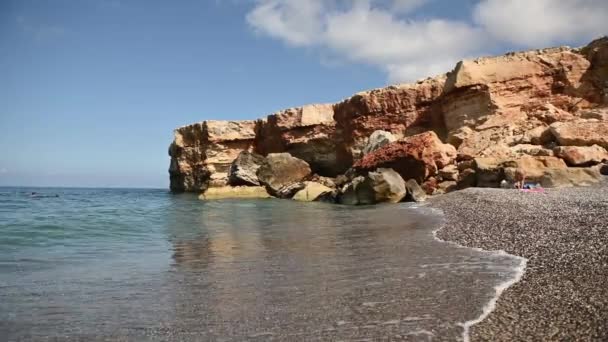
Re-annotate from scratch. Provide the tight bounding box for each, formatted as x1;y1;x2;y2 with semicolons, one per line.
0;185;168;190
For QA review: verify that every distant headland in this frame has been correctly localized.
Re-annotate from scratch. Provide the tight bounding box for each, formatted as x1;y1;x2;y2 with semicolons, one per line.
168;37;608;203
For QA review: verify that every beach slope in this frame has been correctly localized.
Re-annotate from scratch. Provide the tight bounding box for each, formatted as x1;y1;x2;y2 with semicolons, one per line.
432;184;608;341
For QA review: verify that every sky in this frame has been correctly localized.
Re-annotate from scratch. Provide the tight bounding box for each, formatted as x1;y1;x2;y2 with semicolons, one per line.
1;0;606;188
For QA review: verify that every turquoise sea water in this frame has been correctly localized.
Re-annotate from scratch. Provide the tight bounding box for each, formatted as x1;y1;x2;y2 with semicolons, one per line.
0;187;521;341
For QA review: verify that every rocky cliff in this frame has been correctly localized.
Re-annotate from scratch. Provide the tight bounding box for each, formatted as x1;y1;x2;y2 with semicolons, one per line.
169;37;608;200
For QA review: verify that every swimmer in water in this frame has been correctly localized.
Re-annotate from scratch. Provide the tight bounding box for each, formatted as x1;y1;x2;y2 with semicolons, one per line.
30;192;59;198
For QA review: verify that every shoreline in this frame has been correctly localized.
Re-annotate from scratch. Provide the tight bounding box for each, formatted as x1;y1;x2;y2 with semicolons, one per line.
429;182;608;341
430;218;528;342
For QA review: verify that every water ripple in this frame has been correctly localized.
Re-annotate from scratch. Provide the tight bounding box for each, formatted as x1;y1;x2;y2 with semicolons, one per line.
0;187;522;341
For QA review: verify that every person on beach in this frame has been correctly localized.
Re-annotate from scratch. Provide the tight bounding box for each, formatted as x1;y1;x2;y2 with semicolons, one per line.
514;168;526;189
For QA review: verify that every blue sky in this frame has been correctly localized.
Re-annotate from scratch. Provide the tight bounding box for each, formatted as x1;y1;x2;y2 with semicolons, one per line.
1;0;606;188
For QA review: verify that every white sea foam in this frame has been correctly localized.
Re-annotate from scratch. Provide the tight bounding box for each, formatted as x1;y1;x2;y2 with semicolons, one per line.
431;209;528;342
460;258;527;342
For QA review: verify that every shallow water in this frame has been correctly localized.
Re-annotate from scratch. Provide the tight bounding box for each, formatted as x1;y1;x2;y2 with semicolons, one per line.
0;187;521;341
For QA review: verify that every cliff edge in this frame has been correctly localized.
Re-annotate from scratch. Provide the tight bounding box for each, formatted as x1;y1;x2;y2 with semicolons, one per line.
169;37;608;201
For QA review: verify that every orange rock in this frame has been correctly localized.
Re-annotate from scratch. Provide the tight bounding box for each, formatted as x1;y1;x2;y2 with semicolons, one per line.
550;120;608;149
353;131;456;183
554;145;608;166
333;78;446;161
254;104;347;176
169;120;256;192
256;153;312;197
169;38;608;193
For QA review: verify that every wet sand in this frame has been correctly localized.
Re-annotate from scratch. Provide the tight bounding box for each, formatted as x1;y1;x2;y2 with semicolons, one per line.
431;182;608;341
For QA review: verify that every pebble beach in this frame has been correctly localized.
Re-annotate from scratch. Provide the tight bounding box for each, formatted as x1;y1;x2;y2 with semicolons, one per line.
432;181;608;341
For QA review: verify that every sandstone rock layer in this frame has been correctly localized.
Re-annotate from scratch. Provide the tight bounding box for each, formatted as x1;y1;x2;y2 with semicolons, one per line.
353;131;457;183
169;37;608;194
169;121;256;192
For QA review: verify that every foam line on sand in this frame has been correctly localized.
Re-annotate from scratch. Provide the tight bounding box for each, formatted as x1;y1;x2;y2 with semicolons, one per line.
431;209;528;342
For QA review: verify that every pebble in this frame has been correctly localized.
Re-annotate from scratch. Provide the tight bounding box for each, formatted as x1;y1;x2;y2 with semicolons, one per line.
431;182;608;341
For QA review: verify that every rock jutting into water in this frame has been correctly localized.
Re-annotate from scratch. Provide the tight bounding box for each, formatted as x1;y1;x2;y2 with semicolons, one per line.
168;37;608;202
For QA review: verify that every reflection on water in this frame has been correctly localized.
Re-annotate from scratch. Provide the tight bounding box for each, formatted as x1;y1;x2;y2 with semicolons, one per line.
164;199;520;341
0;188;521;341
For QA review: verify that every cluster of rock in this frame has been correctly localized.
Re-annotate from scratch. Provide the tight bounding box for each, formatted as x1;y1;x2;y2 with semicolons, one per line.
169;37;608;204
198;148;427;204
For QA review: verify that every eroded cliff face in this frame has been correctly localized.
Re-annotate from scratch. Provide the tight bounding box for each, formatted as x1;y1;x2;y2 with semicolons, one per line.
333;75;447;160
169;37;608;194
169;121;256;192
442;46;597;159
254;104;348;176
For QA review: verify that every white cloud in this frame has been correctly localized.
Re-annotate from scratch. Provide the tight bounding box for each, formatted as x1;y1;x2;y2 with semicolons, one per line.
325;7;484;82
246;0;608;83
246;0;326;46
475;0;608;47
247;0;483;82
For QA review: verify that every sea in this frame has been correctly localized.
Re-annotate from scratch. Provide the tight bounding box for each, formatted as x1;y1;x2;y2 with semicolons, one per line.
0;187;523;341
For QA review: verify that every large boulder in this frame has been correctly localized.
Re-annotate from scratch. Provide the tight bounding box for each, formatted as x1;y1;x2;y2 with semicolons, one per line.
354;131;457;183
257;153;312;196
361;130;397;155
503;156;567;183
292;182;335;202
199;186;271;200
364;168;407;204
553;145;608;166
228;151;265;186
550;121;608;149
539;168;603;188
475;155;570;188
404;179;427;202
473;155;602;188
338;169;406;205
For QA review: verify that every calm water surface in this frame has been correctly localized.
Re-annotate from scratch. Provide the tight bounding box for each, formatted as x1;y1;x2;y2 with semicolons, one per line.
0;187;520;341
